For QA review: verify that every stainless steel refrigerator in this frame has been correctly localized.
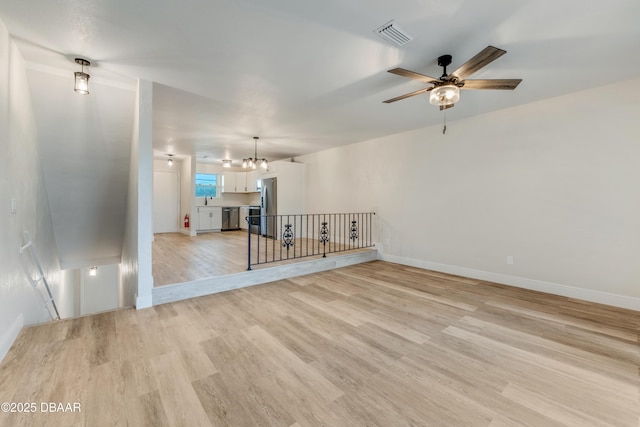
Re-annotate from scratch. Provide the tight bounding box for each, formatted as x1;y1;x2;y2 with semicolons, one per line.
260;177;277;238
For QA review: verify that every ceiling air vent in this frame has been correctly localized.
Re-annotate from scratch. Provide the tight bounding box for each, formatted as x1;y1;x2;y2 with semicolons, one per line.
374;20;413;47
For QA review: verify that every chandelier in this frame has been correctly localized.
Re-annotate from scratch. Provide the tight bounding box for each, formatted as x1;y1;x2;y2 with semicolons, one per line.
243;137;268;170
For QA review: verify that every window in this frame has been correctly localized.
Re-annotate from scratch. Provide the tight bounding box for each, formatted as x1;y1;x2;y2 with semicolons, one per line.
195;173;219;198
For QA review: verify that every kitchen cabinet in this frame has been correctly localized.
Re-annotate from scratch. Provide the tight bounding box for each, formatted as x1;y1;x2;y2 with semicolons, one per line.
235;172;247;192
221;172;237;193
196;206;222;231
246;170;260;193
222;171;260;193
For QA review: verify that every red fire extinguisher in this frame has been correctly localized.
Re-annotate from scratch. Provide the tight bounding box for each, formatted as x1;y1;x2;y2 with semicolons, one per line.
184;214;190;228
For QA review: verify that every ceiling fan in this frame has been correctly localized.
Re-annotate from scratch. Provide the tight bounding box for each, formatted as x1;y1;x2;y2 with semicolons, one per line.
383;46;522;110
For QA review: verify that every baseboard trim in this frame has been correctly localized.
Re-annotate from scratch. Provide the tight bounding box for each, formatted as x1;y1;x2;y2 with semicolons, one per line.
135;293;153;309
179;228;192;236
0;314;24;363
380;254;640;312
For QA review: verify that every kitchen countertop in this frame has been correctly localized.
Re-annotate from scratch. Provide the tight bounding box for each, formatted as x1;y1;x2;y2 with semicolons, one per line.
196;204;260;208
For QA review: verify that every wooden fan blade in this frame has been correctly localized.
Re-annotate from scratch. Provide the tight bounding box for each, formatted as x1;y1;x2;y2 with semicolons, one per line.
450;46;507;80
388;68;442;84
439;103;455;111
461;79;522;90
383;87;434;103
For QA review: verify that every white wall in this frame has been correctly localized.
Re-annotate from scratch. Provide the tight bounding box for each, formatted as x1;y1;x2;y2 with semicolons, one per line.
120;79;154;309
80;265;119;315
299;78;640;310
55;268;80;319
0;21;73;362
262;161;305;216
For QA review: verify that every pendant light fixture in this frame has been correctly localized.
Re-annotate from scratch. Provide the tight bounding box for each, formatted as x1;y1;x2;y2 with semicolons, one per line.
74;58;91;95
222;159;232;168
243;137;268;170
167;154;174;166
89;266;98;276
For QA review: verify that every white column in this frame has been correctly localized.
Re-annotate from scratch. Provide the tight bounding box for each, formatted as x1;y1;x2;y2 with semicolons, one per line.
136;79;154;308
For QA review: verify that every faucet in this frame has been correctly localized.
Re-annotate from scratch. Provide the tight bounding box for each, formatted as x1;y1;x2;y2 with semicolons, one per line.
204;194;212;205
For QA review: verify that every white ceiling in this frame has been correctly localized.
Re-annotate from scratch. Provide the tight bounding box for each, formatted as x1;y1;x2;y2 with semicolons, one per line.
1;0;640;267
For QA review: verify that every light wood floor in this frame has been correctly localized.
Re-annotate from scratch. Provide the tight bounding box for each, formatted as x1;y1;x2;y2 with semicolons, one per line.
152;231;371;286
153;231;251;285
1;261;639;426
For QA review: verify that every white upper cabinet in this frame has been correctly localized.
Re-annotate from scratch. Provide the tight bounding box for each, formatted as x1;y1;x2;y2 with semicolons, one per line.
236;172;247;192
222;171;260;193
246;170;260;193
221;172;237;193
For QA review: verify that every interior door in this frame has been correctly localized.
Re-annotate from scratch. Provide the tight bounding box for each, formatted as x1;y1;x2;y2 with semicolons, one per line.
153;170;179;233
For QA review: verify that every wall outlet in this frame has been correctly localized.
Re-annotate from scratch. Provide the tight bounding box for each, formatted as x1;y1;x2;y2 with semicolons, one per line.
506;255;514;265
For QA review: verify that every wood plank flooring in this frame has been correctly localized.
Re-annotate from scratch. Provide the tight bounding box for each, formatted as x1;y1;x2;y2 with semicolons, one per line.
1;261;639;426
153;231;249;285
152;231;370;286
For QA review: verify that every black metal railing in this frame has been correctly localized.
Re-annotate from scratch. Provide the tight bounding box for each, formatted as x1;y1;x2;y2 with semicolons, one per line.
246;212;375;270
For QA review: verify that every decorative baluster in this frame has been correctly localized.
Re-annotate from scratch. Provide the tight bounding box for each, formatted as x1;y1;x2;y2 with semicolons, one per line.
320;221;329;258
350;219;358;242
247;212;374;269
247;220;252;271
282;223;294;257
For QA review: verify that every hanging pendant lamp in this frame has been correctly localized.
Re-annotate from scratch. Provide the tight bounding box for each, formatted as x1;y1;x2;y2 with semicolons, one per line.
74;58;91;95
243;137;268;170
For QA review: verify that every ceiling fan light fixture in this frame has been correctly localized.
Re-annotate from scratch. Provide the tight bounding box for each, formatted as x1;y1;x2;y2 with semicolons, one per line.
429;84;460;107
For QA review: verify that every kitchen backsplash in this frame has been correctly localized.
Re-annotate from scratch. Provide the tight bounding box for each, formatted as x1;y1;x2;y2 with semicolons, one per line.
196;192;260;207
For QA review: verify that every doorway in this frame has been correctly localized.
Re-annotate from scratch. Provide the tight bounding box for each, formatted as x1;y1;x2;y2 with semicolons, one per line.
153;170;180;233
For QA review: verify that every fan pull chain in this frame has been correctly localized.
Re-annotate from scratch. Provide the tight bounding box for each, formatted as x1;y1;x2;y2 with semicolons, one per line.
443;109;447;134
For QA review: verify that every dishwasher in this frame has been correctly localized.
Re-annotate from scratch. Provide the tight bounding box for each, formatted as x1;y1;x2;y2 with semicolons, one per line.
221;207;240;231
